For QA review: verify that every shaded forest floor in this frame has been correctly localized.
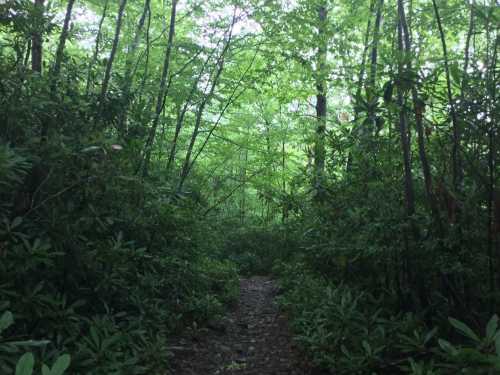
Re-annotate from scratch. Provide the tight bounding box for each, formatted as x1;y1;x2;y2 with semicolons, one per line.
167;277;313;375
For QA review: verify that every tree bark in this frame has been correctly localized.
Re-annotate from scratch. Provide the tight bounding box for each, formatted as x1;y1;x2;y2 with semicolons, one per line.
31;0;45;73
176;12;236;192
396;1;418;241
313;2;328;201
366;0;384;130
165;50;216;174
461;0;474;100
51;0;76;87
399;0;442;235
99;0;128;104
431;0;461;191
118;0;151;134
347;0;375;172
85;0;109;96
142;0;178;177
41;0;76;140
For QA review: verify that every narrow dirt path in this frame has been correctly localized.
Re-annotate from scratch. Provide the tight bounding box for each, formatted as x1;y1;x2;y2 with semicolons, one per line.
167;276;311;375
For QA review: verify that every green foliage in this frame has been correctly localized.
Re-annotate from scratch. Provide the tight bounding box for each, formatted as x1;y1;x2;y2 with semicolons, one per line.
0;61;239;374
220;225;295;275
1;309;70;375
277;263;500;374
1;0;498;373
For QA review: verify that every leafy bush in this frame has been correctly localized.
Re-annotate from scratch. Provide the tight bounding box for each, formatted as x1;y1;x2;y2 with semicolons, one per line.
276;261;500;374
1;309;70;375
0;133;239;373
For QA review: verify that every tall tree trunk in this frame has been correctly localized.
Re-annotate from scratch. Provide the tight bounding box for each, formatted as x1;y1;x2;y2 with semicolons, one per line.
461;0;475;100
240;148;248;225
366;0;384;131
136;6;152;103
165;50;216;174
142;0;178;177
41;0;76;140
186;50;257;174
85;0;109;96
396;76;416;231
399;0;442;235
99;0;128;105
176;51;227;191
355;0;374;109
396;1;418;241
397;16;418;309
50;0;76;88
118;0;151;134
431;0;461;191
486;19;499;308
313;2;328;201
23;40;32;68
347;0;375;172
31;0;45;73
176;13;236;191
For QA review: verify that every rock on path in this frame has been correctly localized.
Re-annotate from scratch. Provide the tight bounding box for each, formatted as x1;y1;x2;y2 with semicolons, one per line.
167;276;311;375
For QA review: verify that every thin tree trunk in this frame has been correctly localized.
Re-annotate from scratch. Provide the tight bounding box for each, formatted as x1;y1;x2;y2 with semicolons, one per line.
354;0;375;115
486;20;499;308
142;0;178;177
186;50;257;174
32;0;45;73
136;7;152;103
487;128;495;310
23;40;31;68
86;0;109;97
399;0;442;235
313;3;328;201
366;0;384;130
461;0;474;99
396;1;418;241
99;0;128;104
240;148;248;225
397;17;419;309
164;51;215;174
50;0;76;88
368;0;384;91
176;52;227;190
347;0;375;172
431;0;461;191
282;120;287;222
118;0;151;134
41;0;76;140
176;13;236;191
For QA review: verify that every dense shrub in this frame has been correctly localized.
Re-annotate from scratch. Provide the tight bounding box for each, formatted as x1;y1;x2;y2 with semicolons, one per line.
276;260;500;374
0;108;239;374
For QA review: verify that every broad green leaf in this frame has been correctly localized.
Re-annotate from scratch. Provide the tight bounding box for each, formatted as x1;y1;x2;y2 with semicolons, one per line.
42;364;51;375
90;326;99;347
424;327;438;345
449;317;480;342
11;216;22;229
0;311;14;332
449;62;461;86
496;334;500;357
51;354;71;375
486;315;498;341
438;339;457;355
10;340;50;347
362;340;371;355
15;353;34;375
81;146;101;153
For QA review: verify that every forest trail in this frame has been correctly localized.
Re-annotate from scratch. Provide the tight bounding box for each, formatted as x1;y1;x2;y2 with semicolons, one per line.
167;277;311;375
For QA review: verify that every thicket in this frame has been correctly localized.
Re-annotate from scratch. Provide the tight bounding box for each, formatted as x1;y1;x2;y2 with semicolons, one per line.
0;1;239;373
268;0;500;372
1;0;499;374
